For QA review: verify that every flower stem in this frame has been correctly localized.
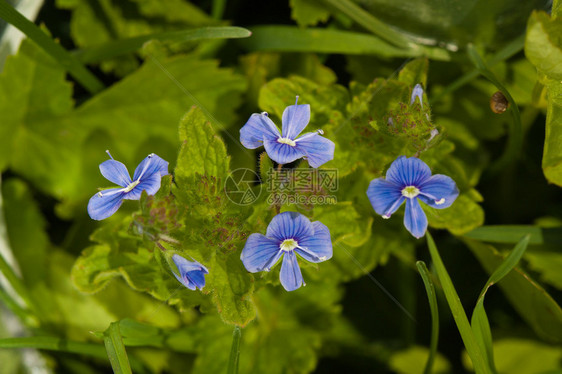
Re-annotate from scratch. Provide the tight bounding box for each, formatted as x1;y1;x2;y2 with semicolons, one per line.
227;326;242;374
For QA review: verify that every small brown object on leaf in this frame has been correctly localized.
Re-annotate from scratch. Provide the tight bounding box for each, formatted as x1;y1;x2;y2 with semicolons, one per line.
490;91;509;113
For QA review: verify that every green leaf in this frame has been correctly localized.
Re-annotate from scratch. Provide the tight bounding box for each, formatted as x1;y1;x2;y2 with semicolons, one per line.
290;0;331;27
542;79;562;186
425;232;491;374
206;251;255;327
490;338;562;374
0;1;103;93
470;235;530;373
103;322;133;374
389;346;451;374
242;26;421;58
227;326;241;374
424;194;484;235
525;11;562;81
464;225;562;245
464;238;562;343
74;27;252;64
416;261;440;374
398;58;429;87
175;106;230;184
525;251;562;289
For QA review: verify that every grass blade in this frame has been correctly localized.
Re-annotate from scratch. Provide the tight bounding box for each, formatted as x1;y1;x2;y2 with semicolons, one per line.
0;1;104;94
470;235;530;373
0;336;107;358
426;232;491;374
227;326;241;374
104;322;132;374
465;225;562;245
416;261;440;374
467;44;523;175
74;27;251;64
319;0;412;48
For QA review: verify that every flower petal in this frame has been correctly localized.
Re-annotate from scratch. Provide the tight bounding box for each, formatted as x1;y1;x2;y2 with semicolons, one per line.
295;221;332;263
240;113;281;149
295;132;335;168
133;153;169;182
266;211;315;242
99;159;131;187
410;84;424;106
282;103;310;139
386;156;432;187
367;178;405;218
241;233;283;272
87;188;125;220
279;251;304;291
404;198;428;239
172;254;209;290
418;174;459;209
124;173;162;200
263;139;306;165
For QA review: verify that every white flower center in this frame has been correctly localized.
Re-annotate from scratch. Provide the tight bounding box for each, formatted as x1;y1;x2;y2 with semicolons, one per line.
277;137;296;147
435;198;445;205
280;238;298;252
401;186;420;198
123;180;140;193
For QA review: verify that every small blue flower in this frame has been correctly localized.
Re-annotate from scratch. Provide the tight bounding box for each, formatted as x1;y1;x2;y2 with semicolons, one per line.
88;151;169;220
367;156;459;239
410;83;424;106
172;254;209;290
240;96;335;168
241;211;332;291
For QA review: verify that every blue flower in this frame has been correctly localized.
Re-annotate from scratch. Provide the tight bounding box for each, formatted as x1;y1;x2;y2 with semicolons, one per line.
241;211;332;291
172;254;209;290
88;151;169;220
410;83;424;106
367;156;459;239
240;96;335;168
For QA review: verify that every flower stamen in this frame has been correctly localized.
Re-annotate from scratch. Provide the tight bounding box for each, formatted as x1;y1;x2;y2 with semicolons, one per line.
277;137;296;147
280;238;298;252
401;186;420;198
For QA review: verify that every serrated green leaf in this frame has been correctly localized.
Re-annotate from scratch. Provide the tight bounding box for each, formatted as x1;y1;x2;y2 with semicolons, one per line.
206;251;255;327
398;58;429;87
424;194;484;235
290;0;331;27
175;106;230;184
525;11;562;81
464;238;562;343
103;322;133;374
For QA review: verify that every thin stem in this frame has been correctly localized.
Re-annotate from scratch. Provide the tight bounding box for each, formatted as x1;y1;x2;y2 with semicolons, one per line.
416;261;439;374
227;326;241;374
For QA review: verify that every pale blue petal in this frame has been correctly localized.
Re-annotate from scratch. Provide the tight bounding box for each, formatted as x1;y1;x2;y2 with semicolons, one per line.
367;178;405;218
386;156;432;187
404;198;428;239
295;221;332;263
266;212;314;242
240;113;281;149
294;133;335;168
87;188;125;220
279;251;304;291
410;84;424;106
124;173;162;200
241;233;282;272
418;174;459;209
282;103;310;139
133;153;169;182
263;139;306;165
99;159;131;187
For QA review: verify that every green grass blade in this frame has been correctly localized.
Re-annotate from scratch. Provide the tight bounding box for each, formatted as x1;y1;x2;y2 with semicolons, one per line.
464;225;562;246
74;27;251;64
319;0;412;48
470;235;530;373
0;1;104;94
227;326;241;374
104;322;132;374
467;44;523;175
0;337;107;358
416;261;440;374
426;232;491;374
